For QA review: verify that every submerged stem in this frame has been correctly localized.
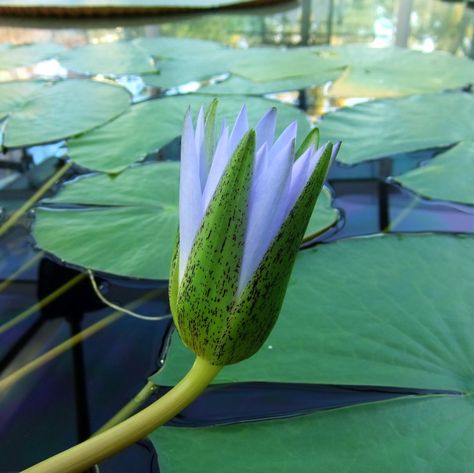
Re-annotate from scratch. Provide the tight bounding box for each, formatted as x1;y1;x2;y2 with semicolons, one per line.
94;380;158;436
23;356;221;473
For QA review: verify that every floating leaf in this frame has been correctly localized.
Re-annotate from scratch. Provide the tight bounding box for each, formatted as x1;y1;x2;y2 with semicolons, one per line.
33;162;179;281
2;79;130;148
319;92;474;165
0;81;45;118
154;234;474;392
57;42;156;75
229;47;345;82
141;50;236;90
152;395;474;473
67;95;311;173
134;37;224;58
0;42;65;70
328;44;474;98
304;187;339;240
394;141;474;206
33;161;338;279
199;73;338;96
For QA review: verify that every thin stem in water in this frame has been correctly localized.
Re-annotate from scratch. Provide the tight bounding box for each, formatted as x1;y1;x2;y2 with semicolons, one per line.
94;380;158;436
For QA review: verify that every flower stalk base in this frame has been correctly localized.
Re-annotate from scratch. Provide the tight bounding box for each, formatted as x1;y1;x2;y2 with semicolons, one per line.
23;357;221;473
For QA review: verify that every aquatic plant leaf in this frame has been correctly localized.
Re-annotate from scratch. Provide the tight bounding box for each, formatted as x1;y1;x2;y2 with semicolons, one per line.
154;234;474;391
229;47;345;82
0;0;275;13
328;44;474;98
57;41;156;75
394;141;474;206
33;162;179;280
304;187;338;239
141;50;237;89
32;161;337;280
319;92;474;164
67;95;311;173
151;395;474;473
199;73;338;95
2;79;130;148
134;37;224;58
0;42;65;70
0;81;45;118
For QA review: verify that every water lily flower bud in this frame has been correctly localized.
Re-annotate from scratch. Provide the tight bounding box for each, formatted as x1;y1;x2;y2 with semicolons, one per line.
170;103;341;366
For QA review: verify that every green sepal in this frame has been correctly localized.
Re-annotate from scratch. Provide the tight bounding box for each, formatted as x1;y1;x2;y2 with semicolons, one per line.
173;130;256;365
225;143;334;364
296;127;320;158
204;98;218;167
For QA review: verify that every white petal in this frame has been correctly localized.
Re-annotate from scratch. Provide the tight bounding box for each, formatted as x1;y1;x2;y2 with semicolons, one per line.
255;107;277;151
179;110;204;281
194;106;207;191
269;120;297;158
202;126;230;210
286;144;327;216
229;105;249;156
238;139;294;293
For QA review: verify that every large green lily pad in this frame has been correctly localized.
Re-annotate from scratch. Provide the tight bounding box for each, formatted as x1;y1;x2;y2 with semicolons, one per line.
229;47;345;82
394;141;474;206
33;161;337;279
134;37;224;59
1;79;130;148
67;95;311;173
152;394;474;473
141;52;234;90
0;42;65;70
319;92;474;165
327;44;474;98
33;162;180;281
57;42;156;75
154;234;474;392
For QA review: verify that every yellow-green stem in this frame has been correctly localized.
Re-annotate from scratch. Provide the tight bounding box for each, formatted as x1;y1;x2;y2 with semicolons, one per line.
94;380;158;436
23;356;221;473
0;251;44;294
0;161;72;237
0;312;122;392
0;272;87;336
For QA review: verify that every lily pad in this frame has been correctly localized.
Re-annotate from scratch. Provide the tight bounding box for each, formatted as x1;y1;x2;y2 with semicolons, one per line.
199;73;338;96
152;395;474;473
154;234;474;392
141;50;237;90
328;44;474;98
33;161;338;279
393;141;474;206
67;95;311;173
57;42;156;75
229;47;345;82
318;92;474;165
33;162;180;281
304;187;339;240
134;37;224;58
0;42;65;70
1;79;130;148
0;81;45;118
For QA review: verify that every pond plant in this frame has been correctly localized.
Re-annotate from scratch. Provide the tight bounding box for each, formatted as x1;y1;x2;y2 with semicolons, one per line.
24;103;340;472
1;35;474;473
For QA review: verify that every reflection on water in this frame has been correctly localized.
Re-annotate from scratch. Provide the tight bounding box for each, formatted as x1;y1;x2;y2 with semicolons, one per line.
0;1;473;472
0;0;472;56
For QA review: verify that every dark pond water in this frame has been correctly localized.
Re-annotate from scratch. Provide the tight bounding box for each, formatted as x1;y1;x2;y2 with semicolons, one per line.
0;1;473;472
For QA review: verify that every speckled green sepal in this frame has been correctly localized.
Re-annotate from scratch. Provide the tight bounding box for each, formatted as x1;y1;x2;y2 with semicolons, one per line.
173;130;256;365
221;143;334;364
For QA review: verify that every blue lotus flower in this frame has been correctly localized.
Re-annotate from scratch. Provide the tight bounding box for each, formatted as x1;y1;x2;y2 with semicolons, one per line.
170;102;340;366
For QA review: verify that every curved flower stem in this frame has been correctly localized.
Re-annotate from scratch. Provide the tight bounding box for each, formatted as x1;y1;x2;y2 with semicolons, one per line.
23;356;222;473
93;380;158;436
